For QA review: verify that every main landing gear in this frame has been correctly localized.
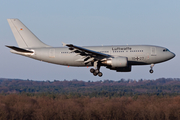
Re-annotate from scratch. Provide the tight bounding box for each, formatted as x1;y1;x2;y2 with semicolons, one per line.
149;64;154;74
90;68;103;77
90;61;103;77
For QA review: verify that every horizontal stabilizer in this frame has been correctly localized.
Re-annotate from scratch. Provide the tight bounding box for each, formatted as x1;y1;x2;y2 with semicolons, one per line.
6;46;33;53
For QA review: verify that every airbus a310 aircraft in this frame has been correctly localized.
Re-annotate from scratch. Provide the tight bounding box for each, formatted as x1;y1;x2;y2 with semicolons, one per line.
6;19;175;77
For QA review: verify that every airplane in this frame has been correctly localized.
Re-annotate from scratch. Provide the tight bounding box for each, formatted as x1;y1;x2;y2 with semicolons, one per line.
6;19;175;77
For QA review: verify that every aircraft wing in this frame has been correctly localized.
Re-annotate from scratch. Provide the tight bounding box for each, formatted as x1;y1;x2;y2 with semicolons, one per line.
63;43;111;63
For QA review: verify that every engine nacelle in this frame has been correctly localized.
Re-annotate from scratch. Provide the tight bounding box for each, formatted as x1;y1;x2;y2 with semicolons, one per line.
102;57;128;67
116;66;131;72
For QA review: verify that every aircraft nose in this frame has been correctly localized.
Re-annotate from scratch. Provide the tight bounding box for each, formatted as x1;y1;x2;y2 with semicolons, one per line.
170;52;176;59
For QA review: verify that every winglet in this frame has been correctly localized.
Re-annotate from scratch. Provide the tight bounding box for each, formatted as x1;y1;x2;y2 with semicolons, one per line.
62;42;66;47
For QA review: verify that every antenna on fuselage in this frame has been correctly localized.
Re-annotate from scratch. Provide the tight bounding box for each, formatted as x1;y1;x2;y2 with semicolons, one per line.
62;42;66;47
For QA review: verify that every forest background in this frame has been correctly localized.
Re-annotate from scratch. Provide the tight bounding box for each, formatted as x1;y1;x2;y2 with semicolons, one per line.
0;78;180;120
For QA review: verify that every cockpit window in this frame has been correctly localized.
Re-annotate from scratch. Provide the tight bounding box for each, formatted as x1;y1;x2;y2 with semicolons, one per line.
163;49;169;52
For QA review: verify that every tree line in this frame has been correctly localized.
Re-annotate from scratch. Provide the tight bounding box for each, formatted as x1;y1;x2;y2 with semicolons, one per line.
0;78;180;97
0;78;180;119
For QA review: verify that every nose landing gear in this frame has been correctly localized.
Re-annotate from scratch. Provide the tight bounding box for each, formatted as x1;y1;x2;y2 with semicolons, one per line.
149;64;154;73
149;69;153;73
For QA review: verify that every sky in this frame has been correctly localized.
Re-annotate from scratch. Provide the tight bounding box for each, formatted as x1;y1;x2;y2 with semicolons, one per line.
0;1;179;81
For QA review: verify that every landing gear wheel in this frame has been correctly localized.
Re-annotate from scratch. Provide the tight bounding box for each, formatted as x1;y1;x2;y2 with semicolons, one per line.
95;69;99;74
93;72;98;76
98;72;103;77
90;68;95;73
149;69;153;73
149;64;154;74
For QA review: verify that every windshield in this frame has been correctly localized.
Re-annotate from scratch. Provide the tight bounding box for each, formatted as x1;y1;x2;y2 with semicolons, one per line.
163;48;170;52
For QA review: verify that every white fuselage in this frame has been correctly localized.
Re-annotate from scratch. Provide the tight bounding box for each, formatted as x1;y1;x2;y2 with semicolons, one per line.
12;45;175;67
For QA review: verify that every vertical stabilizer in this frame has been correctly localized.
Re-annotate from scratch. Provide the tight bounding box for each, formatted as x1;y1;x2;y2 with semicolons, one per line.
7;19;50;48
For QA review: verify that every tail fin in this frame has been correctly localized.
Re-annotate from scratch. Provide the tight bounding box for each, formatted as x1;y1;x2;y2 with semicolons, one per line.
7;19;50;48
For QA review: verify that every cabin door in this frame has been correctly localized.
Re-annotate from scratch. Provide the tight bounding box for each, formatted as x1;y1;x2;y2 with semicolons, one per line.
49;49;55;58
151;47;156;56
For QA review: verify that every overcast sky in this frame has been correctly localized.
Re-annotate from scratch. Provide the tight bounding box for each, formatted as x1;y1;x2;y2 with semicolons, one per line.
0;1;179;81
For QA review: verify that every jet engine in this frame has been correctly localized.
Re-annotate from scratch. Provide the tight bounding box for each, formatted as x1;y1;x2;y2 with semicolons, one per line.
102;57;128;68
